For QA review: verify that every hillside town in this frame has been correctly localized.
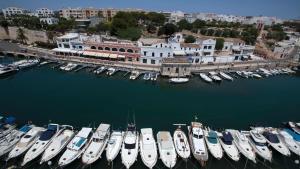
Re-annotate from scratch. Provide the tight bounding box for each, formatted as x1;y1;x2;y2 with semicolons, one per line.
0;6;299;77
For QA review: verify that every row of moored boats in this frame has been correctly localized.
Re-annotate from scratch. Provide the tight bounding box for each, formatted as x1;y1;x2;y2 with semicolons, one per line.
0;59;39;76
169;67;297;84
1;115;300;168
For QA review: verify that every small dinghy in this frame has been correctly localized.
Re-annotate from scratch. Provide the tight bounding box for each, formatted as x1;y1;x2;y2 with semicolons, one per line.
169;78;189;84
199;73;213;83
219;72;233;81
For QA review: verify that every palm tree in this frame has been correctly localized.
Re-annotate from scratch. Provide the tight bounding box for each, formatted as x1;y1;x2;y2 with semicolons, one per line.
17;27;28;44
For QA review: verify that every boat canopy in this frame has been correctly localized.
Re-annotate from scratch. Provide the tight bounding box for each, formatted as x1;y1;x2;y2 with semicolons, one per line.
77;127;93;138
284;128;300;141
263;132;279;143
19;124;32;133
207;131;218;144
40;129;56;141
222;132;233;144
94;123;110;139
4;116;16;124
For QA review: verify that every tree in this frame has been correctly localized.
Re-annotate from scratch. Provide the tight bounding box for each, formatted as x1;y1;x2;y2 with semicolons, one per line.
17;27;28;44
96;22;111;33
158;23;178;36
206;29;214;36
214;29;222;37
177;19;192;31
192;19;206;29
116;27;142;41
146;12;166;26
147;24;157;34
184;35;196;43
215;38;224;51
200;28;207;35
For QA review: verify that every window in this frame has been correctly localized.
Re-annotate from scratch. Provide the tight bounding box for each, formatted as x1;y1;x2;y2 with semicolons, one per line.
160;44;163;48
79;46;82;49
151;60;155;64
105;47;110;51
58;44;62;47
64;44;70;48
91;46;96;49
112;48;118;51
98;47;103;50
127;49;133;53
144;51;147;56
128;58;133;61
204;46;207;49
142;59;147;63
119;48;125;52
176;68;179;73
195;58;200;63
160;53;163;57
225;46;228;50
168;53;170;57
152;52;155;57
208;46;212;49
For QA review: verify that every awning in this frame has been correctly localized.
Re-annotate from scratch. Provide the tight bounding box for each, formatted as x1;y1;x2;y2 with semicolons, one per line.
109;54;118;59
102;53;110;58
118;55;126;59
83;51;97;56
173;50;186;55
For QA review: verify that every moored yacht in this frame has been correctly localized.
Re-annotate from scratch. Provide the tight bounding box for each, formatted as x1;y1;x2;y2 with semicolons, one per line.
93;66;106;74
7;126;45;160
121;123;139;169
139;128;158;169
219;72;233;81
287;121;300;134
0;116;17;139
157;131;177;168
106;130;124;162
188;122;208;166
21;124;60;166
0;124;34;157
248;130;272;162
10;59;39;69
0;66;18;77
40;125;75;164
82;123;110;165
143;73;151;81
278;129;300;156
209;72;222;82
169;77;189;84
219;131;240;161
227;129;256;163
58;127;93;167
173;125;190;160
199;73;213;83
107;67;116;76
204;128;223;160
262;128;290;156
129;70;140;80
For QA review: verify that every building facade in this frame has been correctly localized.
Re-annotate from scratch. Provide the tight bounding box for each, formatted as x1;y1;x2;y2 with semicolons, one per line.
59;8;99;19
40;17;58;25
35;8;54;18
2;7;26;18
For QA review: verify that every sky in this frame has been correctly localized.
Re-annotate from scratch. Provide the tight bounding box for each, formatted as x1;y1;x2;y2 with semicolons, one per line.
1;0;300;19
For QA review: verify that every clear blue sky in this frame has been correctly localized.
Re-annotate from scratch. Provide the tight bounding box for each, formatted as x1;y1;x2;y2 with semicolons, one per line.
1;0;300;19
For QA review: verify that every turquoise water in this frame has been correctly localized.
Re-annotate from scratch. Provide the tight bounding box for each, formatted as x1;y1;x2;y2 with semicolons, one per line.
1;57;300;169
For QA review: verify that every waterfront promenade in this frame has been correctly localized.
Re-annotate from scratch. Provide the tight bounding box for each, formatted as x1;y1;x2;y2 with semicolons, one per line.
1;40;299;76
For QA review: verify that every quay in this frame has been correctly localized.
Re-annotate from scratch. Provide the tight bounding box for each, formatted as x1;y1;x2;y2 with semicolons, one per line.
0;41;299;77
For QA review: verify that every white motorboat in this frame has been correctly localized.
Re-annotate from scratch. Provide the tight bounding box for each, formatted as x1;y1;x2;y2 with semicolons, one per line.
58;127;93;167
140;128;158;169
82;123;110;165
157;131;177;168
219;131;240;161
287;121;300;134
94;66;106;74
209;72;222;82
0;124;34;157
236;71;247;78
150;73;158;81
21;124;60;166
199;73;212;83
258;68;272;77
262;128;291;156
204;128;223;160
219;72;233;81
169;77;189;84
106;130;124;162
106;67;116;76
248;130;272;162
7;126;45;160
10;59;39;69
251;73;262;79
188;122;208;166
227;129;256;163
0;67;18;77
173;126;190;160
40;125;75;164
278;129;300;156
0;116;17;139
143;73;151;81
121;123;139;169
64;63;78;71
129;70;140;80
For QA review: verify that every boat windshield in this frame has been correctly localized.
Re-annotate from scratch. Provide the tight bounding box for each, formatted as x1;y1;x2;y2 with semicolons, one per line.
263;132;279;143
250;137;265;146
193;134;203;139
40;130;56;141
125;143;136;149
93;138;101;142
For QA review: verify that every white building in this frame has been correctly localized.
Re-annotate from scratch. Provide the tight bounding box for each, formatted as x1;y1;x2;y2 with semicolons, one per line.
40;17;58;25
35;8;54;18
2;7;26;18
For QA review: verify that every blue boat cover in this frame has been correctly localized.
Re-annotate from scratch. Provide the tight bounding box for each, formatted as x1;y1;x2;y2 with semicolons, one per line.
222;132;233;143
207;131;218;144
76;137;85;147
263;132;279;143
284;128;300;142
39;129;56;141
19;125;32;133
47;124;58;131
4;116;16;124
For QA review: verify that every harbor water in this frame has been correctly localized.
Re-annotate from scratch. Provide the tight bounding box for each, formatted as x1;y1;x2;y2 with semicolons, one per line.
1;57;300;169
